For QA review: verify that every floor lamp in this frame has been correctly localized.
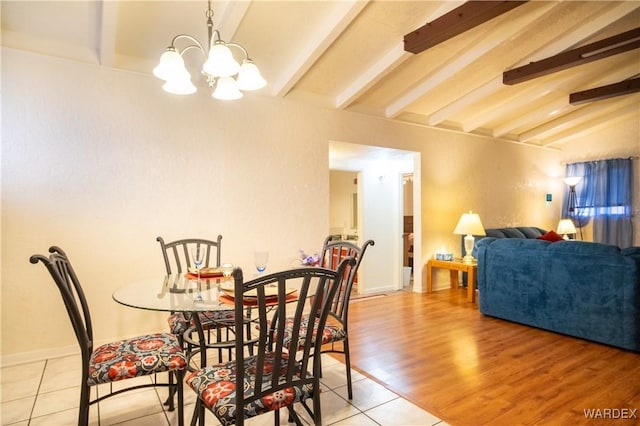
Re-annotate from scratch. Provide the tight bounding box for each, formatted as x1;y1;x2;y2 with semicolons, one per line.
558;176;582;240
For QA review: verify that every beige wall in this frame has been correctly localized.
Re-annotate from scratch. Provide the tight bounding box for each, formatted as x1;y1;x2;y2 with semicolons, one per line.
2;48;635;362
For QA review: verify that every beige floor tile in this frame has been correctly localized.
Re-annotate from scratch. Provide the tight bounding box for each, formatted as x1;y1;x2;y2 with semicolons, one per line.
364;397;442;426
28;405;100;425
331;412;381;426
334;377;399;411
316;390;362;425
0;361;45;402
97;388;164;425
109;410;170;425
39;354;83;393
0;395;35;424
319;362;365;390
32;386;81;418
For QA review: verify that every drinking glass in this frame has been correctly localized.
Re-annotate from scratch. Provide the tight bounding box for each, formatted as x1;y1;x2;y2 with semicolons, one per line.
190;246;205;282
221;263;234;280
254;251;269;274
190;246;205;302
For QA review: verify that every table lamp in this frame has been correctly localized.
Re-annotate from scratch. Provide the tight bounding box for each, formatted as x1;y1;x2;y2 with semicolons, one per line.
557;218;577;240
454;211;486;263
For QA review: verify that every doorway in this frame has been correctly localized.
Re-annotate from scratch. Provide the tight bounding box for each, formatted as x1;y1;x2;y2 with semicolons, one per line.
329;141;422;294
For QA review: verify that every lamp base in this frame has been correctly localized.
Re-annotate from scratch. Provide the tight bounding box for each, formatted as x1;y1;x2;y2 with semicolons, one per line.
462;254;476;264
462;234;476;263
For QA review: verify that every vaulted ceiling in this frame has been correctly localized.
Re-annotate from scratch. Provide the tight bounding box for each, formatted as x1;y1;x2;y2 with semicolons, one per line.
3;1;639;147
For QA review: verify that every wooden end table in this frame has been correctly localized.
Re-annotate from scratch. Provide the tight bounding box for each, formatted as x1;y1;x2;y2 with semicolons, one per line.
426;258;477;303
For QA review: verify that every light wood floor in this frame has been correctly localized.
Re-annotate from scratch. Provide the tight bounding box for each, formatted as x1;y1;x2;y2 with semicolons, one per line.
337;288;640;426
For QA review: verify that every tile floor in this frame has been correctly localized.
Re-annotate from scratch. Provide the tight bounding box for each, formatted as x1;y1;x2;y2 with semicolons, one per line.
1;353;447;425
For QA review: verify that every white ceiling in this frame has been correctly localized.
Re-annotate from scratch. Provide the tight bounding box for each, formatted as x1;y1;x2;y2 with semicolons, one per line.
2;1;639;148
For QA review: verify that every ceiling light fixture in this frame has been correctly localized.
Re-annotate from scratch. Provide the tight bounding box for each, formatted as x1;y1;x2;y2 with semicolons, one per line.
153;0;266;100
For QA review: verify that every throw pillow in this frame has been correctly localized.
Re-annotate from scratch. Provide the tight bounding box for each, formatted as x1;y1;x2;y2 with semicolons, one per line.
537;230;564;242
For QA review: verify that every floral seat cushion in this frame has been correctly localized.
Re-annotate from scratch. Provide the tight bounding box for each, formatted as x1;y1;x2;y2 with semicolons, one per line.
279;315;346;349
167;311;237;335
88;332;186;386
186;352;314;423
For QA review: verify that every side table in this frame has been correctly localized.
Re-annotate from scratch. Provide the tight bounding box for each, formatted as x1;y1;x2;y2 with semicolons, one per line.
426;258;477;303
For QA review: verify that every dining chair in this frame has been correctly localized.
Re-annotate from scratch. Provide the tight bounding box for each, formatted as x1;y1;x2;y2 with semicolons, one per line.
157;236;232;348
30;246;187;426
279;236;374;400
186;258;356;426
157;235;254;379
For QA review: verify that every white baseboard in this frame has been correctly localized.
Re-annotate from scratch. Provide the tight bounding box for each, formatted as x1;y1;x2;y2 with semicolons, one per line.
1;344;80;367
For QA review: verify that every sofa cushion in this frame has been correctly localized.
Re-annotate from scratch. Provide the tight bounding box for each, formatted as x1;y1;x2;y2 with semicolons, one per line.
537;230;564;242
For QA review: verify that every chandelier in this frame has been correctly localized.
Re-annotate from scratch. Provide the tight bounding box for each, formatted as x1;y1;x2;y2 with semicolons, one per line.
153;1;266;100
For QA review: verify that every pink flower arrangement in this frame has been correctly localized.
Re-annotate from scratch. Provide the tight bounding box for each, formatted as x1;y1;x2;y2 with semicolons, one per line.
299;250;321;266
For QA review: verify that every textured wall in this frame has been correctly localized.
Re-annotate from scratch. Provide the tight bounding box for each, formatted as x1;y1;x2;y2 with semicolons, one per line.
6;48;631;361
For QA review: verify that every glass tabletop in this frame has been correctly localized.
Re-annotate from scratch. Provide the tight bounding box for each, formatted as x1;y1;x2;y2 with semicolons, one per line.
112;274;232;313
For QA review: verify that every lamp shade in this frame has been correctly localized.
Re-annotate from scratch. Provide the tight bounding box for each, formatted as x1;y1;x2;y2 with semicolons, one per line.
557;219;577;236
563;176;582;187
236;60;266;91
162;75;197;95
453;211;486;236
212;76;243;100
153;49;189;81
203;42;240;78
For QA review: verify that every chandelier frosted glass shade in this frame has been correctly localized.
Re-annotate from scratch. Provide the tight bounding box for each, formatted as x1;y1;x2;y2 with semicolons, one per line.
202;42;240;78
153;49;189;81
237;60;267;91
162;75;197;95
212;77;243;100
154;3;265;99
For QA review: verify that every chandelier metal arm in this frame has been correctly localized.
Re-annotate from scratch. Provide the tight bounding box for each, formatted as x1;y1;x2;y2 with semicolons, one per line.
224;42;250;60
169;34;207;57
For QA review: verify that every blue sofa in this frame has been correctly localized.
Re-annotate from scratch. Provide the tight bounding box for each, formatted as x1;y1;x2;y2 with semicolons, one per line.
476;237;640;352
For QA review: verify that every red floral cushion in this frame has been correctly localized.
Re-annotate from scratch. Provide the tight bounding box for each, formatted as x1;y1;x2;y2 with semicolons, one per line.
186;352;313;422
278;315;346;349
88;333;186;385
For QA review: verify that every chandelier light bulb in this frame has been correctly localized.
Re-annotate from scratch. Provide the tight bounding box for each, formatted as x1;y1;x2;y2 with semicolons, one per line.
154;49;188;81
203;42;240;78
162;75;197;95
212;76;243;100
236;60;266;91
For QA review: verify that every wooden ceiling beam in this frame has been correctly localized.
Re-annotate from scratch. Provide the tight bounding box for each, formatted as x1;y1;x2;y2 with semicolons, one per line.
569;78;640;105
504;27;640;85
403;1;527;54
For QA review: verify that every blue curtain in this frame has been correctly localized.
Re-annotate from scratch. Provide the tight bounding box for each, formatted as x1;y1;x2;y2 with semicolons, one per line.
564;158;633;248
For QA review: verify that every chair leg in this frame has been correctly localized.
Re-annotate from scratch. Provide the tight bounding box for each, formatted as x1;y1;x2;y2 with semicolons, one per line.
313;391;322;426
166;371;176;410
78;384;90;426
343;337;353;400
177;369;185;426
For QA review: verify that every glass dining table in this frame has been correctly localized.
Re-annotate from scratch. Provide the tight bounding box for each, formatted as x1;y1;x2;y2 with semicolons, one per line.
112;274;236;368
112;273;299;368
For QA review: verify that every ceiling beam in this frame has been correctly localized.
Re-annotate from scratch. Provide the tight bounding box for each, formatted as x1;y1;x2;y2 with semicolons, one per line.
403;1;527;54
569;78;640;105
272;0;368;97
504;27;640;85
433;2;638;129
97;0;118;67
